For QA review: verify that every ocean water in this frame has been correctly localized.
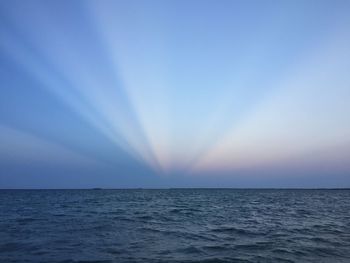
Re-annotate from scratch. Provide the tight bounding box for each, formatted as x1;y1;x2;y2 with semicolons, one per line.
0;189;350;263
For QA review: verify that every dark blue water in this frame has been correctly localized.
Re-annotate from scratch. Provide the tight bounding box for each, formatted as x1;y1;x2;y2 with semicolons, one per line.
1;189;350;263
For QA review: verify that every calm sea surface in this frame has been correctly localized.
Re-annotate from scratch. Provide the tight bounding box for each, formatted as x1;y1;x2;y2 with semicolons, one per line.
0;189;350;263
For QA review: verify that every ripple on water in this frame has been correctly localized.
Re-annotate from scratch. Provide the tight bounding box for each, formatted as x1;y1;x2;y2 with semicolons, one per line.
0;189;350;263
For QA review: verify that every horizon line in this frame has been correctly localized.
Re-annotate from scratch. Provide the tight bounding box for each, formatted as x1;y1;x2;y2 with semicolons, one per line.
1;187;350;190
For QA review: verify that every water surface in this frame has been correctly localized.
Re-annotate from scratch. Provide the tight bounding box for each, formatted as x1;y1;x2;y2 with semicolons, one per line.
1;189;350;262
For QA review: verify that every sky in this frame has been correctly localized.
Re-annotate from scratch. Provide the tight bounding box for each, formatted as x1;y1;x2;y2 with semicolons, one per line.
0;0;350;188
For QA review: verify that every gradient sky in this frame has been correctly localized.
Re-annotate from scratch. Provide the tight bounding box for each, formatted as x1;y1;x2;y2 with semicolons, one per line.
1;0;350;188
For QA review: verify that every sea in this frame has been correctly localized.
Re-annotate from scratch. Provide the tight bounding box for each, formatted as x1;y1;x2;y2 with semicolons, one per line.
0;189;349;263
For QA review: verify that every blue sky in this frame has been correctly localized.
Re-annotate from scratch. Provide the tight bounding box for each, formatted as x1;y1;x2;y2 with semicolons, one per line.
0;0;350;188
